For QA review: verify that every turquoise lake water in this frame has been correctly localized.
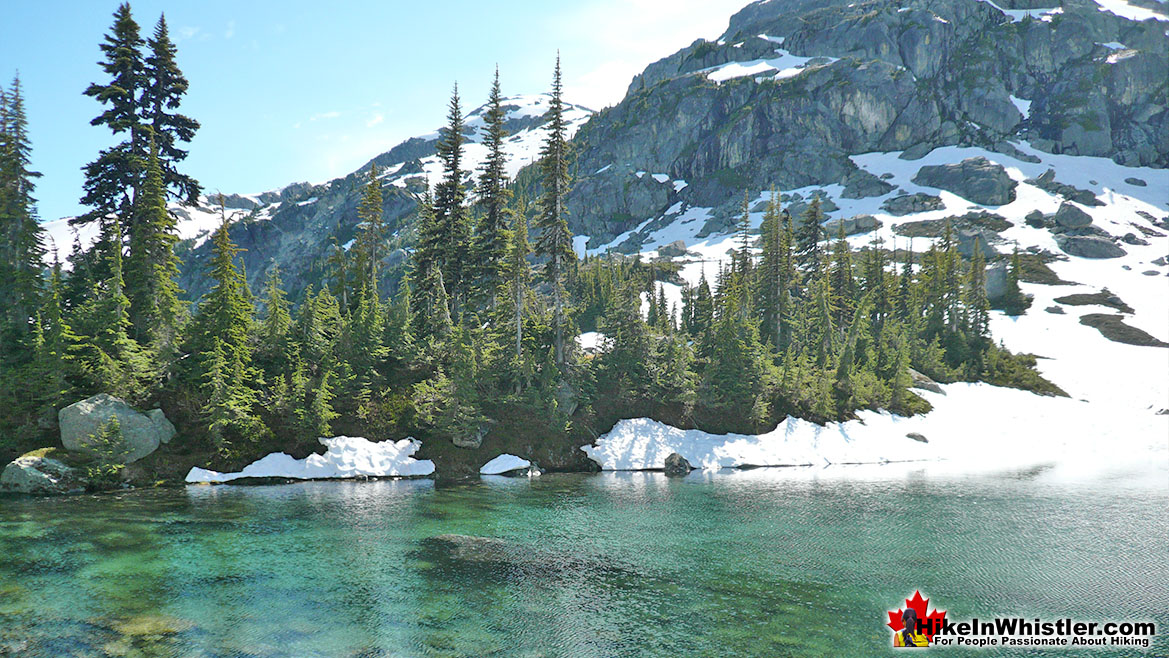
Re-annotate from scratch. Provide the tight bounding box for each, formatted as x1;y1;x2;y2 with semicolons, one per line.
1;468;1166;657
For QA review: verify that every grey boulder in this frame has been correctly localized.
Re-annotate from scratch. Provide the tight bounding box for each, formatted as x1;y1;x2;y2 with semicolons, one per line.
823;214;881;237
912;157;1017;206
881;193;944;216
1053;202;1093;229
908;369;944;396
58;394;175;463
1054;234;1127;259
663;452;693;477
0;453;83;495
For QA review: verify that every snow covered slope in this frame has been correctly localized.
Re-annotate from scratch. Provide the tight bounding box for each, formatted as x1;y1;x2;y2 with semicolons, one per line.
580;139;1169;479
185;436;435;483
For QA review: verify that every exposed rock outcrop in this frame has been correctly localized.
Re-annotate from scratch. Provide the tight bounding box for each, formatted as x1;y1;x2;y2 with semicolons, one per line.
912;157;1017;206
1054;234;1126;259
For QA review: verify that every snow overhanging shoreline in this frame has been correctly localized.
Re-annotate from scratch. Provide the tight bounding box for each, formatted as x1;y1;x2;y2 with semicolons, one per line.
185;436;435;484
582;382;1168;481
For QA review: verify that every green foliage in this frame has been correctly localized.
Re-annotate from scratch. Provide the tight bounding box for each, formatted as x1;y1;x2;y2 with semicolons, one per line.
84;416;131;490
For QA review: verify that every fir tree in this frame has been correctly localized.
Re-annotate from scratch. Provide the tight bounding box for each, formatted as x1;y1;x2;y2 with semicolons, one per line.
0;75;45;354
80;3;146;225
757;190;783;346
795;194;826;275
125;138;182;346
142;14;200;204
352;164;386;296
504;208;531;359
472;67;512;310
433;83;471;318
534;55;575;367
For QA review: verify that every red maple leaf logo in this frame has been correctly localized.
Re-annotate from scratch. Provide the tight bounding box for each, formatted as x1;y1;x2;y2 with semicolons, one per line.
887;590;947;642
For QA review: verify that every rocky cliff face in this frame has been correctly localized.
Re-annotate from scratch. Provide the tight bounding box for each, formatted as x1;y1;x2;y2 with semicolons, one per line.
564;0;1166;246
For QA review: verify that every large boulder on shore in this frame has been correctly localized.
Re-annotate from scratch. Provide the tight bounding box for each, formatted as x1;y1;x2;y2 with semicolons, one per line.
0;452;83;495
912;157;1016;206
58;394;175;463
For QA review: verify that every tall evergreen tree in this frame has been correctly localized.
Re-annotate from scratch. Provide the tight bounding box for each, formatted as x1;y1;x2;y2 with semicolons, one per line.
795;194;826;275
757;190;782;346
142;14;200;204
0;75;45;349
352;163;386;295
472;67;512;310
125;138;182;346
78;1;147;269
433;83;471;318
534;55;575;367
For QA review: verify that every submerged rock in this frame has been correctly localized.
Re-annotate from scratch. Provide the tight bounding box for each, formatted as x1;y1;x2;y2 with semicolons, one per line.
58;394;175;463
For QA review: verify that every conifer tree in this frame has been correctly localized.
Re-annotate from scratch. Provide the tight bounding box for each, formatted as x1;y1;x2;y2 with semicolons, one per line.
828;223;854;330
125;138;182;346
190;213;254;371
795;194;826;275
504;209;531;359
433;83;471;317
473;67;512;310
325;239;350;309
142;14;200;203
352;164;386;296
34;258;78;408
0;75;45;350
534;55;575;367
757;190;783;346
1001;245;1029;316
79;2;146;237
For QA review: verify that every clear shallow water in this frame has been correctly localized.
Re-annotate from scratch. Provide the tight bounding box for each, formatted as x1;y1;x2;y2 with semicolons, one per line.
1;468;1166;657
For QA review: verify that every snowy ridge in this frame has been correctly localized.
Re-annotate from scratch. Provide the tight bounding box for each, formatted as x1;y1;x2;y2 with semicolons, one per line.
185;436;435;483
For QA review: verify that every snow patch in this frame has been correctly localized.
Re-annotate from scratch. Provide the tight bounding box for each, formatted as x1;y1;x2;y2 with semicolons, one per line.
185;437;435;483
1095;0;1169;22
576;331;610;352
705;48;838;83
582;383;1167;482
479;454;531;475
1009;95;1032;118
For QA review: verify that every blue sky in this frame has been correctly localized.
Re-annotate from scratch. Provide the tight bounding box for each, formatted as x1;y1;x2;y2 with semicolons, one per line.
2;0;749;222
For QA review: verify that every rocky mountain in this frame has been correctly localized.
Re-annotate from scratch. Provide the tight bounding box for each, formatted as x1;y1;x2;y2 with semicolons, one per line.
42;94;594;301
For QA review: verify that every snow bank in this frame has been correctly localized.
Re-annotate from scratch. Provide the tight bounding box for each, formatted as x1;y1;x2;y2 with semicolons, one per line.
582;383;1168;480
479;454;531;475
577;331;610;353
185;436;435;483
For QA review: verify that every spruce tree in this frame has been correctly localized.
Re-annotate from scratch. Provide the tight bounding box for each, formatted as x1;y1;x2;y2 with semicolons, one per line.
534;55;575;367
473;67;512;310
828;223;854;331
433;83;471;318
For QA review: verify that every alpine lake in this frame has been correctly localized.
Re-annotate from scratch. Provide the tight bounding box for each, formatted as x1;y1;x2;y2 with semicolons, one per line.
1;465;1166;657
